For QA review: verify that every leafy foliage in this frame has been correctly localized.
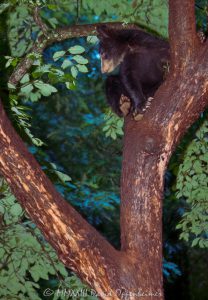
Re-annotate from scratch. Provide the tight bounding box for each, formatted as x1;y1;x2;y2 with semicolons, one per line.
5;44;89;144
7;5;39;57
176;120;208;248
53;45;89;79
103;110;124;140
0;178;97;300
0;3;10;14
196;0;208;31
163;259;181;278
82;0;168;37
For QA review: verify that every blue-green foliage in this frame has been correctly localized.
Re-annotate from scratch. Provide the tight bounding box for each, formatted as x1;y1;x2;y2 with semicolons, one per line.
196;0;208;31
163;259;181;278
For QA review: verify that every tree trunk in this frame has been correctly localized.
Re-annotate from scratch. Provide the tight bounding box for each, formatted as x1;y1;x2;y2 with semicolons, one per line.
0;0;208;299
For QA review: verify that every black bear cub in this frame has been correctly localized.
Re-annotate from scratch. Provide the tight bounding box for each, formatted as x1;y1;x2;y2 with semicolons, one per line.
97;25;170;117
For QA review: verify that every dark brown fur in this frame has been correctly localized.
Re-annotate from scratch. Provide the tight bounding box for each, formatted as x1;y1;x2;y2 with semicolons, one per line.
97;25;170;116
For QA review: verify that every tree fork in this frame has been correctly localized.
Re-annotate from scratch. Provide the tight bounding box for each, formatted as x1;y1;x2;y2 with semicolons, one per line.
1;0;208;299
0;101;129;299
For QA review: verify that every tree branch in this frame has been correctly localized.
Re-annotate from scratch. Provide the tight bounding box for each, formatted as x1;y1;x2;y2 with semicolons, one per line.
0;100;123;298
33;6;49;36
8;22;139;87
168;0;200;69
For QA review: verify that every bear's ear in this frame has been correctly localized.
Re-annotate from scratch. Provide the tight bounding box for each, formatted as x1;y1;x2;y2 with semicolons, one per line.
97;24;112;39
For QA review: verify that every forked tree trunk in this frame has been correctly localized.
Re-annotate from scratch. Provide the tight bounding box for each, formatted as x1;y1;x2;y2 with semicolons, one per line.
0;1;208;299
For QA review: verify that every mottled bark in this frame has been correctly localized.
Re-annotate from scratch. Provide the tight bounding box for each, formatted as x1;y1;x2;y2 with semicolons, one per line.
120;43;208;298
0;102;124;299
0;0;208;299
169;0;199;69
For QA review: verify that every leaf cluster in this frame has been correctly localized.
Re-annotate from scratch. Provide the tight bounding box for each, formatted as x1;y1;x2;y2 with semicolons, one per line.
176;120;208;248
0;178;97;300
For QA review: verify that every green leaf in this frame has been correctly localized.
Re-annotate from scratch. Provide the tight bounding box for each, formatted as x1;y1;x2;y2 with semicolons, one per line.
47;17;58;29
11;57;19;67
71;66;78;78
33;65;51;75
28;52;42;60
30;267;40;282
5;58;13;68
0;247;5;258
176;223;183;229
193;161;203;173
47;4;57;10
61;59;72;69
103;125;110;132
21;84;34;94
117;119;124;127
65;82;76;90
116;127;123;135
199;153;208;162
34;81;58;96
53;51;66;61
111;131;117;140
29;92;42;102
56;264;68;277
0;205;5;214
20;74;30;84
76;64;88;73
8;83;16;90
180;232;189;241
87;35;99;44
55;171;72;183
0;3;10;14
182;160;192;172
68;45;85;54
72;55;88;64
10;203;23;217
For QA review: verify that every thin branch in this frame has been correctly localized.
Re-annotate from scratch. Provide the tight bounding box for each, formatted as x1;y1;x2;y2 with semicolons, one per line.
168;0;200;69
33;6;49;36
8;22;140;87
